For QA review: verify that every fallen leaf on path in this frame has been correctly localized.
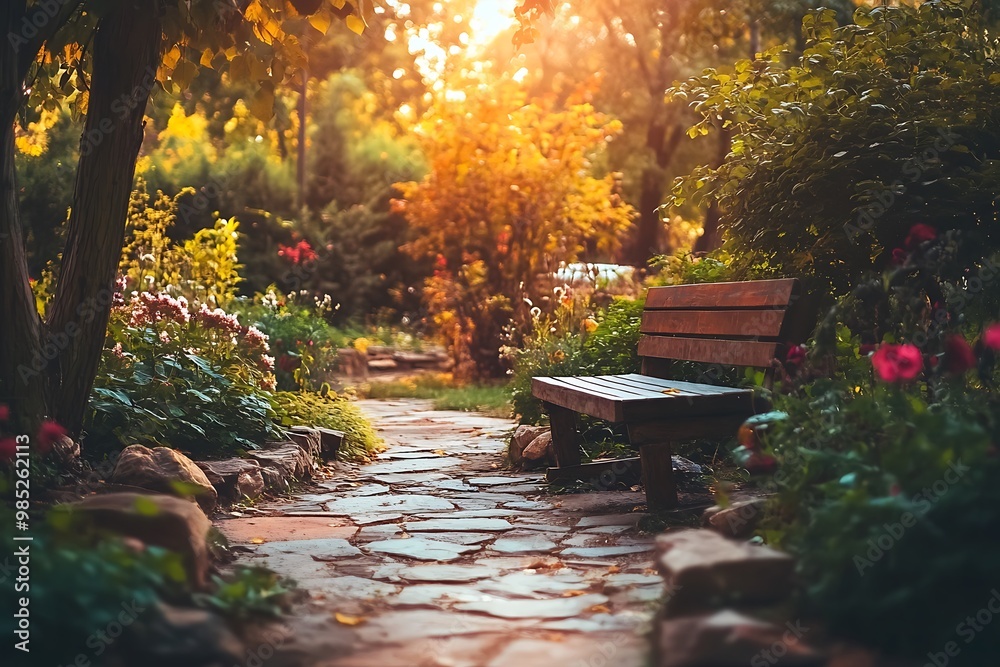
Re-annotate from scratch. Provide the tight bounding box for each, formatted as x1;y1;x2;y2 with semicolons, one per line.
607;565;620;573
334;612;367;626
433;449;447;455
250;537;265;544
562;590;587;597
589;604;611;614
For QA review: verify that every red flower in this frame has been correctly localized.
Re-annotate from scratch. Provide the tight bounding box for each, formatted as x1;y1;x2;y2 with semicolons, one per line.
889;483;901;497
744;452;778;474
984;323;1000;351
277;239;317;265
0;438;16;464
905;223;937;249
37;420;67;455
785;345;807;366
871;344;924;382
859;343;877;357
890;248;909;266
435;254;447;269
0;404;9;422
943;335;976;374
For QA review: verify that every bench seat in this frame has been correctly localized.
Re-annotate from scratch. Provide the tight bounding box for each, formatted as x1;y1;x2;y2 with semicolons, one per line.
531;373;753;423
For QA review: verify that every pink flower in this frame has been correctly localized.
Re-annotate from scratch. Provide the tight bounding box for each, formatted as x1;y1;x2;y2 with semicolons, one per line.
0;404;9;422
871;343;924;382
243;326;270;353
37;420;67;455
195;304;242;335
905;223;937;249
984;323;1000;351
890;248;909;266
785;345;807;366
260;354;275;372
943;335;976;374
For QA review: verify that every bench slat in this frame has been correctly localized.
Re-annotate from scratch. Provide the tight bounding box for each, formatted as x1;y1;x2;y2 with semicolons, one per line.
638;334;778;368
532;377;622;422
563;376;692;400
645;278;798;310
609;374;746;396
640;309;786;339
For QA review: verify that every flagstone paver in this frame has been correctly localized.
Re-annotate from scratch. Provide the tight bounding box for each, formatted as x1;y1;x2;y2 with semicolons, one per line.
218;398;658;667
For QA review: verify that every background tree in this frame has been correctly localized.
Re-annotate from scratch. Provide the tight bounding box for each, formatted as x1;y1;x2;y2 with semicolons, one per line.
395;76;634;378
0;0;369;435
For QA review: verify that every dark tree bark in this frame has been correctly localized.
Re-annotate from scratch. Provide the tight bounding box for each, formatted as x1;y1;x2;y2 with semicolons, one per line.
1;3;49;433
46;0;163;433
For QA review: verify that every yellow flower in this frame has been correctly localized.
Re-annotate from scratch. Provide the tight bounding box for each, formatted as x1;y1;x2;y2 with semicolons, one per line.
583;318;599;333
353;337;371;353
550;350;566;362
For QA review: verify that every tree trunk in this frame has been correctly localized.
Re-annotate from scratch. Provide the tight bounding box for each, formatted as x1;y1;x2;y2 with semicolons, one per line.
46;0;163;434
0;3;49;433
624;117;684;267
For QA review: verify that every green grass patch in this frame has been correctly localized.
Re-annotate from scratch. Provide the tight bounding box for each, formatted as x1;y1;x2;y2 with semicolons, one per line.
359;373;512;418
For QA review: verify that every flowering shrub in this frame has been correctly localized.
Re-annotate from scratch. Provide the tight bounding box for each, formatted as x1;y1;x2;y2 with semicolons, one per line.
86;289;281;458
737;224;1000;660
234;289;347;391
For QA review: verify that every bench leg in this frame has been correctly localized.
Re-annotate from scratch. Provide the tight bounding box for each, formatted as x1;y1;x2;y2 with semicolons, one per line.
638;443;679;510
544;402;582;468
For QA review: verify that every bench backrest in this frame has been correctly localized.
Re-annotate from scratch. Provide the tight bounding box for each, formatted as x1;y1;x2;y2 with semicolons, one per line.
638;278;801;372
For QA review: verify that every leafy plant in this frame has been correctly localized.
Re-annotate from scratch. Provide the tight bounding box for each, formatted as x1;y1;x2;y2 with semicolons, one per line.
86;292;281;458
670;0;1000;299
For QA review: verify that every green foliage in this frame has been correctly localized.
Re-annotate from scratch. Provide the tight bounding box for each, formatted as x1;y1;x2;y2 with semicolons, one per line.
236;290;349;391
510;297;645;424
87;294;280;458
751;234;1000;659
671;0;1000;297
270;390;382;461
119;180;244;308
193;567;293;620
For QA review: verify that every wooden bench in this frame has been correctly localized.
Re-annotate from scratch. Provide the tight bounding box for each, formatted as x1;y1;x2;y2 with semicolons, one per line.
531;278;803;509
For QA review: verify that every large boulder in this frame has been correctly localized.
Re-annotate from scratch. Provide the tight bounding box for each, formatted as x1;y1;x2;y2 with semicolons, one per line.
654;610;823;667
111;445;218;512
66;492;212;588
196;459;265;503
657;529;794;611
509;425;547;468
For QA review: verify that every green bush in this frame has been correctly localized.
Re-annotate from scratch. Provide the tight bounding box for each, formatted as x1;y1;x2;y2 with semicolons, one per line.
270;391;382;461
671;0;1000;298
510;297;645;424
748;228;1000;660
86;292;281;458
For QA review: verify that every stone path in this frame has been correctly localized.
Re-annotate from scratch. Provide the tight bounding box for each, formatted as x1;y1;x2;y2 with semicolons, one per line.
217;399;661;667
